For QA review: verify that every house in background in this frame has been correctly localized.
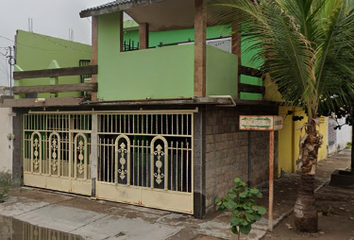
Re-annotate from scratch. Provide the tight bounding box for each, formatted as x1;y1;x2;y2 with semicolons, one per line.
1;30;91;179
0;87;14;173
2;0;280;218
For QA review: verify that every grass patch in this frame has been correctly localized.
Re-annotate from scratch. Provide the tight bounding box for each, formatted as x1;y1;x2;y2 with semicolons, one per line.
0;172;12;203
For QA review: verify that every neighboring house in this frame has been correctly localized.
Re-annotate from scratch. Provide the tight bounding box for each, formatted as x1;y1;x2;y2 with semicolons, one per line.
0;87;13;173
2;0;280;218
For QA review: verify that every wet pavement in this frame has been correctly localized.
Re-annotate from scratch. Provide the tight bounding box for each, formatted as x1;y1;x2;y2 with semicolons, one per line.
0;215;83;240
0;149;351;240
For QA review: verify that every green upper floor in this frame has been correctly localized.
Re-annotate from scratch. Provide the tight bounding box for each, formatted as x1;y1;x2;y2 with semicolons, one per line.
13;0;267;105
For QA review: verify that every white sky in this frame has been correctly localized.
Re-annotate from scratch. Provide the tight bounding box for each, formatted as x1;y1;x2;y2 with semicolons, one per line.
0;0;111;86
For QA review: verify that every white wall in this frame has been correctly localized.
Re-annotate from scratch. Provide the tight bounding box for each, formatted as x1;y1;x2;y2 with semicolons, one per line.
336;117;352;151
0;108;13;173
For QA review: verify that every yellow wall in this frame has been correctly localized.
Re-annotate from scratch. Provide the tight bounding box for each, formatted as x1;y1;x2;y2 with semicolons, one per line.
278;107;328;176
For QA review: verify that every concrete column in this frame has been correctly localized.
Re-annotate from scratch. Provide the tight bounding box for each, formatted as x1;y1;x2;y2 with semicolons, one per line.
12;109;26;184
193;107;206;218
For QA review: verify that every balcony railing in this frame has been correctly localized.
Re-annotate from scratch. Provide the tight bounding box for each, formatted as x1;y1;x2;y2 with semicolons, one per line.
13;65;98;96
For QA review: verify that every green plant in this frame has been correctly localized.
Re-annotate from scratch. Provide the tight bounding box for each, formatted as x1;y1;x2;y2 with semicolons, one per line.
215;178;266;239
0;172;12;203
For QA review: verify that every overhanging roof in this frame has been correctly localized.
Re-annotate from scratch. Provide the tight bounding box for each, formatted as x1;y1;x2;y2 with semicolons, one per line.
80;0;196;31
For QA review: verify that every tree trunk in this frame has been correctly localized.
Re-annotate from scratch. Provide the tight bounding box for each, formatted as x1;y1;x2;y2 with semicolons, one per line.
293;118;320;232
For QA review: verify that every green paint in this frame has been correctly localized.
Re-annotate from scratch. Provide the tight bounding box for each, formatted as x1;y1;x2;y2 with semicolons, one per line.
124;25;231;48
98;13;195;100
123;23;263;100
206;45;238;98
16;30;91;98
98;13;239;100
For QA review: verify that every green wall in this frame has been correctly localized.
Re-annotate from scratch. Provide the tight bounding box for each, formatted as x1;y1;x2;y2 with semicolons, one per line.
124;25;231;47
16;30;92;98
98;13;195;100
124;24;262;100
206;45;238;98
98;13;239;101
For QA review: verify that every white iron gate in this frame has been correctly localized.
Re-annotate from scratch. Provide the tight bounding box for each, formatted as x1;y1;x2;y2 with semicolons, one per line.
23;113;92;195
96;111;194;214
23;110;194;214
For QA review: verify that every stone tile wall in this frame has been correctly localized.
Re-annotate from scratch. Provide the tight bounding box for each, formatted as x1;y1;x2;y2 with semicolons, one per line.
204;106;278;214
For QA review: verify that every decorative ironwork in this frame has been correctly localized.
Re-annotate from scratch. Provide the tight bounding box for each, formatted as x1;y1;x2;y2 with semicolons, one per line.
33;138;40;170
117;142;128;180
51;138;58;172
153;144;165;184
77;139;85;175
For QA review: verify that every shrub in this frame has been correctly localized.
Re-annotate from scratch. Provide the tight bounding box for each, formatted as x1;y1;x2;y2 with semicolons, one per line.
0;172;12;203
215;178;266;240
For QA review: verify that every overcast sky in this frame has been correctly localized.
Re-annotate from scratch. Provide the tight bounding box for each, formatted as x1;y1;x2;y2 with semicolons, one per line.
0;0;111;86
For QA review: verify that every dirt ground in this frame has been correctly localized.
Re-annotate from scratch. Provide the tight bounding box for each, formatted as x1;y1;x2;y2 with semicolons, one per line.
262;152;354;240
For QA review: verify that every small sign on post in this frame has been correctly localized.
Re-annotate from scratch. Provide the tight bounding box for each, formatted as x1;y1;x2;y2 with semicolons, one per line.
239;115;283;231
239;115;283;131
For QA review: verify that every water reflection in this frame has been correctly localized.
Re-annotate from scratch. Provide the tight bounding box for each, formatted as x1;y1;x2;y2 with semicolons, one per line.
0;215;83;240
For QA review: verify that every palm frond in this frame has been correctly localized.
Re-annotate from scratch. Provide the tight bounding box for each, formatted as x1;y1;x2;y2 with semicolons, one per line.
208;0;316;112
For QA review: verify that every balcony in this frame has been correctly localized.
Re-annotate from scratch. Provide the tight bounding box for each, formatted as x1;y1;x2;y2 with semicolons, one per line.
2;44;265;108
96;44;239;101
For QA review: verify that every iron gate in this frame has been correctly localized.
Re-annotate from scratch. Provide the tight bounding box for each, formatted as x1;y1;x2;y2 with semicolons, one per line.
23;113;92;195
23;110;194;214
96;111;194;214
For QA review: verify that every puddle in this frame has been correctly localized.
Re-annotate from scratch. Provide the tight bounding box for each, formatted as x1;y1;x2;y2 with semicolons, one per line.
0;215;84;240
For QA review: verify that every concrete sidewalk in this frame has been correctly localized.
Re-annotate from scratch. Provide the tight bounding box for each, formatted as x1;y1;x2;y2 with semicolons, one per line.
0;150;351;240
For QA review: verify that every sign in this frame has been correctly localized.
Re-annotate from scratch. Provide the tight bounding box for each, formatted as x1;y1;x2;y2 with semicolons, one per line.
239;115;283;131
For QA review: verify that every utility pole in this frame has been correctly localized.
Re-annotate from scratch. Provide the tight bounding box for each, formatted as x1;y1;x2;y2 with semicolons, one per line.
7;46;15;96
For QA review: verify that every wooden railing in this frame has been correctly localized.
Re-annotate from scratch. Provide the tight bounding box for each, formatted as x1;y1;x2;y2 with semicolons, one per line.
13;65;98;95
238;65;265;99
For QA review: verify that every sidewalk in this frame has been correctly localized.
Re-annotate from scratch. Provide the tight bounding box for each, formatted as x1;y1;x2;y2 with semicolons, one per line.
0;150;351;240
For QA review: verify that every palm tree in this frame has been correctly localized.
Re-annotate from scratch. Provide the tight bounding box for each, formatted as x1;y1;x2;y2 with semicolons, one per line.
208;0;354;232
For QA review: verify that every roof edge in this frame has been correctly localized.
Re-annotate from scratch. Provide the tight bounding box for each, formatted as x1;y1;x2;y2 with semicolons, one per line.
80;0;167;18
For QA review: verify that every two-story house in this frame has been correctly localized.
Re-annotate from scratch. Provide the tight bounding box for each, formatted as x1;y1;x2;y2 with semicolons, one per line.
4;0;279;218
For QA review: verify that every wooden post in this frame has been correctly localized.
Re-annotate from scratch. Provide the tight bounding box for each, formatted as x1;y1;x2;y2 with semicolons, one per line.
90;16;98;101
194;0;207;97
139;23;149;49
48;60;60;98
232;22;241;99
269;130;274;231
232;22;241;65
120;12;124;52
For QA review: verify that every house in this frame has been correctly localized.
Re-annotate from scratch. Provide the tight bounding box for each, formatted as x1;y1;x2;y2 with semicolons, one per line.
3;0;280;218
120;19;349;175
0;87;13;173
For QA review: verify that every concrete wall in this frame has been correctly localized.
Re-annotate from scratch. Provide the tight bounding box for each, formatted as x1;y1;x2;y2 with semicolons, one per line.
277;106;328;175
336;118;352;151
98;13;239;101
204;106;278;214
15;30;91;98
0;108;13;173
